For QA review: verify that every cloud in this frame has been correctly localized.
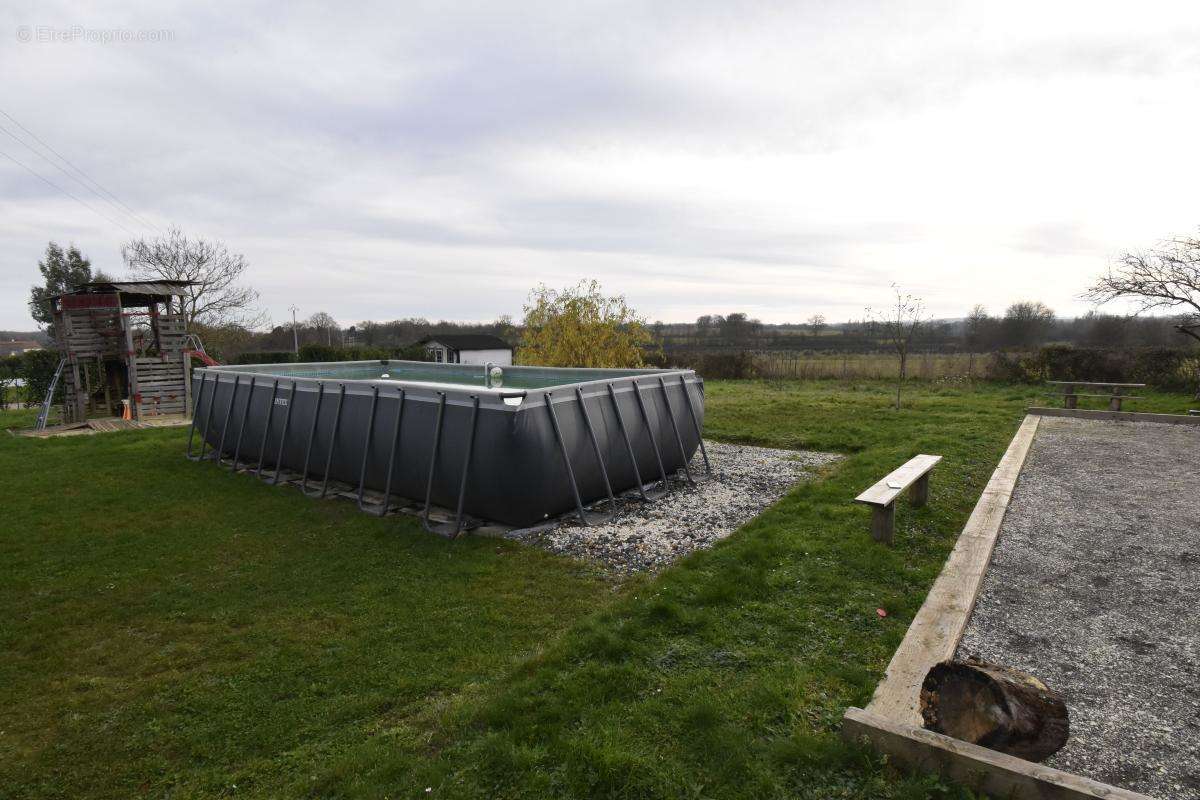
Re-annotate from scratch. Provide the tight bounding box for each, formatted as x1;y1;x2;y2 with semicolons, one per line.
3;0;1200;328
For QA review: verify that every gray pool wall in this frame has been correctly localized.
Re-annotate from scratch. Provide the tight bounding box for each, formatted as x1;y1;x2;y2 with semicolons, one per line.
190;360;705;527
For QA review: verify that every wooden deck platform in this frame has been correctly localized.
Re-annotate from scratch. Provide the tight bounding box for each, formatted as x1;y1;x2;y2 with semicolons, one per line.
16;415;191;438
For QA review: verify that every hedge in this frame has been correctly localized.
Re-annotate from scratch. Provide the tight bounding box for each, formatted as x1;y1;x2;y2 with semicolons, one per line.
987;345;1200;391
669;351;758;379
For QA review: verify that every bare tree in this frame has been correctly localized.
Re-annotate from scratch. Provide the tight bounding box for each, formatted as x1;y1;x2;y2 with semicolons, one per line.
1086;233;1200;397
964;304;994;351
1001;301;1055;349
868;285;928;410
122;227;264;327
807;313;827;337
307;311;339;346
1084;234;1200;345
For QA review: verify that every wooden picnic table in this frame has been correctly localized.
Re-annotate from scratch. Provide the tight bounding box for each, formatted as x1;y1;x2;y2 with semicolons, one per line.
1045;380;1146;411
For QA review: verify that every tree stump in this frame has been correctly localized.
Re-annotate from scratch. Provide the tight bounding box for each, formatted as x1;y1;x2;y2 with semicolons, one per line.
919;658;1069;762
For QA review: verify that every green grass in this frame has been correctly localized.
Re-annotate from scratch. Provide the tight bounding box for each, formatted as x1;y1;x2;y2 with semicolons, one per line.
0;411;611;798
1;382;1194;799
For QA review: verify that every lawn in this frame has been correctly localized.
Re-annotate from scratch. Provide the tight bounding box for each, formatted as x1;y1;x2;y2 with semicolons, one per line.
1;382;1193;799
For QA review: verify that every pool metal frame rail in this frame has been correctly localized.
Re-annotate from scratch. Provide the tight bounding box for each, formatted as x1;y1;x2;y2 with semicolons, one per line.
185;362;710;538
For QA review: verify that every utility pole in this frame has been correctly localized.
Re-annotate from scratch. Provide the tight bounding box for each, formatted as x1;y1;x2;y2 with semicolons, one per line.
290;305;299;354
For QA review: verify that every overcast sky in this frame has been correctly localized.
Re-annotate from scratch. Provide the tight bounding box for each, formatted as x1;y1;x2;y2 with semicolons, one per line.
3;1;1200;330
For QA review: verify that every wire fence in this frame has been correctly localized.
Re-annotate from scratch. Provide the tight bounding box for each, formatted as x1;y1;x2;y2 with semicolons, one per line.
753;351;985;381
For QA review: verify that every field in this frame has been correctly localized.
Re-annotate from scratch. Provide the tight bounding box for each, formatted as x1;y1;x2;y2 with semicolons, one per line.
1;382;1193;799
753;351;987;381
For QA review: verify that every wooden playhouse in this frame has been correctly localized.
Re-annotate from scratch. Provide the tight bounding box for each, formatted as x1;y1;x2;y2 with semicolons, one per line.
47;280;200;424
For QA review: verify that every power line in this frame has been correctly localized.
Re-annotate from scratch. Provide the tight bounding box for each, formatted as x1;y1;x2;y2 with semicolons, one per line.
0;117;158;235
0;144;141;238
0;106;160;232
0;106;162;234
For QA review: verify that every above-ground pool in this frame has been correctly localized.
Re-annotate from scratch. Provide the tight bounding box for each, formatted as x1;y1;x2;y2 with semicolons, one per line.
187;360;707;534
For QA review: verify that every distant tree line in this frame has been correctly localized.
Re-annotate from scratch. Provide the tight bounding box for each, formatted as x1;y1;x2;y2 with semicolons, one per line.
214;314;520;362
22;223;1200;397
655;302;1188;355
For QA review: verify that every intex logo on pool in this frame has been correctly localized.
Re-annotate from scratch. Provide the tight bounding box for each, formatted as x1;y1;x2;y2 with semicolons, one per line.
273;398;289;407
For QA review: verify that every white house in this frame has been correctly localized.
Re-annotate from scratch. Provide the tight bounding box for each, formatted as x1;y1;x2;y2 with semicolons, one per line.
419;334;513;366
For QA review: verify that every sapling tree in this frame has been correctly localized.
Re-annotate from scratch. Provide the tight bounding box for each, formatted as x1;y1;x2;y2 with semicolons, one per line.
869;284;928;410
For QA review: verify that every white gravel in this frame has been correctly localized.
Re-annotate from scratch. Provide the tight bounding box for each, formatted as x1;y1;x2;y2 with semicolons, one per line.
505;440;839;573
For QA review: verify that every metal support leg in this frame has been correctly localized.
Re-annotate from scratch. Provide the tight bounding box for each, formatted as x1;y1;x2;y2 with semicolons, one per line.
633;380;672;496
444;396;480;538
421;392;448;530
215;375;241;466
196;374;220;462
422;393;480;537
299;383;327;494
255;379;280;478
185;373;209;460
305;383;345;498
677;375;710;474
229;376;256;471
546;391;608;526
576;387;616;515
356;385;380;509
658;376;695;487
268;381;298;485
361;388;405;516
606;383;654;502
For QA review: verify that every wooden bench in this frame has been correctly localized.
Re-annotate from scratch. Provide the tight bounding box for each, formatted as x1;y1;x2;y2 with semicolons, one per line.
855;454;942;545
1046;381;1144;411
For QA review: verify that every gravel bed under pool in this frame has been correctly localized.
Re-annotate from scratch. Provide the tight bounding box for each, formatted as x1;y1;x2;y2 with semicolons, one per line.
505;440;839;573
957;416;1200;800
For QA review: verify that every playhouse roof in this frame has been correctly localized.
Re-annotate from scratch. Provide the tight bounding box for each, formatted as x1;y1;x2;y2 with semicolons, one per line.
66;280;196;297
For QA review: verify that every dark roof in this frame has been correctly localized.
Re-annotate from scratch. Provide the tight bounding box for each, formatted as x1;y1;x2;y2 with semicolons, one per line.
73;280;196;295
419;334;512;351
51;280;197;302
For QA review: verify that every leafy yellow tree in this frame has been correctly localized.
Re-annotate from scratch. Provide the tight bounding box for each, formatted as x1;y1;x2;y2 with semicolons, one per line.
518;280;656;367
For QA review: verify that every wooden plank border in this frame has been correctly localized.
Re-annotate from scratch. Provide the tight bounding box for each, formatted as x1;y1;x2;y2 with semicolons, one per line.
1027;407;1200;426
843;708;1154;800
864;414;1040;725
